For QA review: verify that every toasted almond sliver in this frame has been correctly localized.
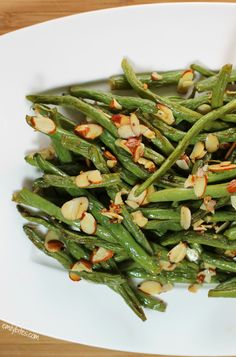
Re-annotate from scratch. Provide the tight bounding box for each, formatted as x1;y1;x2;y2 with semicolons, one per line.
139;125;156;139
131;210;148;228
142;185;155;205
118;124;136;139
61;197;89;220
101;211;123;223
220;161;232;166
111;114;130;127
200;196;216;213
168;242;187;263
87;170;103;184
161;283;173;293
91;247;114;264
151;71;163;81
205;134;219;153
138;281;162;295
208;163;236;172
31;114;56;134
107;159;117;168
159;260;177;271
115;139;132;155
197;269;216;284
231;195;236;210
194;175;207;198
130;113;141;136
75;172;90;188
184;174;195;188
103;150;116;160
114;191;124;205
44;230;64;252
180;206;191;230
74;123;103;139
156;104;175;125
190;142;206;161
177;69;194;94
188;284;201;293
176;158;189;170
125;200;139;209
110;98;122;110
227;179;236;193
138;157;156;172
127;185;147;206
80;212;97;235
69;259;92;281
133;143;145;162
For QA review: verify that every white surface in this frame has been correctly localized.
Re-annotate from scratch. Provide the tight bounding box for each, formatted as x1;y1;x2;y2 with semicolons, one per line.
1;3;236;355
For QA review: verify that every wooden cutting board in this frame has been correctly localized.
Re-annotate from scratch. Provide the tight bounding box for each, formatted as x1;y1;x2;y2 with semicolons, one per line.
0;1;233;356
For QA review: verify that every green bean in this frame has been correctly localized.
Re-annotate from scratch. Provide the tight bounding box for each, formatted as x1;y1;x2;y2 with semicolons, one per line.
121;58;201;124
140;208;180;220
196;127;236;144
109;69;184;90
23;224;73;269
66;240;90;260
208;169;236;183
221;114;236;123
27;94;119;138
148;182;230;202
208;277;236;297
144;220;182;233
190;64;216;77
135;99;236;196
179;94;211;110
136;289;167;312
144;147;165;165
211;64;233;108
161;231;236;250
206;211;236;222
34;173;122;190
196;69;236;92
202;252;236;273
224;226;236;240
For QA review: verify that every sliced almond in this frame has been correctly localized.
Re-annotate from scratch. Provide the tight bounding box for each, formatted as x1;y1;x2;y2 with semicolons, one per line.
224;250;236;258
30;113;56;134
142;185;155;205
194;175;207;198
176;154;190;170
193;219;206;231
131;210;148;228
138;281;162;295
61;197;89;221
168;242;187;263
184;174;196;188
231;195;236;210
111;114;130;127
161;283;173;293
80;212;97;235
69;259;92;281
190;142;206;162
103;150;116;160
130;113;141;136
127;185;147;207
133;143;145;162
177;69;194;94
156;104;175;125
220;161;232;166
227;179;236;193
87;170;103;184
143;83;148;90
138;157;156;172
75;172;90;188
109;98;122;110
91;247;114;264
118;124;135;139
107;159;117;168
125;200;139;209
38;146;56;160
200;196;216;213
205;134;219;153
180;206;191;230
114;191;124;205
124;137;142;156
186;247;199;262
139;125;156;139
115;139;133;155
208;163;236;172
74;123;103;139
188;283;201;293
44;230;64;252
151;71;163;81
159;260;177;271
101;211;123;223
197;268;216;284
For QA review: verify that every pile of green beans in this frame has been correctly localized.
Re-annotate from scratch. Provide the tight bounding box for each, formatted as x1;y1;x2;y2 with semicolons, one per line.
13;59;236;321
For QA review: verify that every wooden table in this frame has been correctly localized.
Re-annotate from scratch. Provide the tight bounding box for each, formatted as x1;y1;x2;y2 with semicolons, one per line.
0;1;233;356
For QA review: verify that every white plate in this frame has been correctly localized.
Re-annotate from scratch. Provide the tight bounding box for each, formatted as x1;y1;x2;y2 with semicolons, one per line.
1;3;236;355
